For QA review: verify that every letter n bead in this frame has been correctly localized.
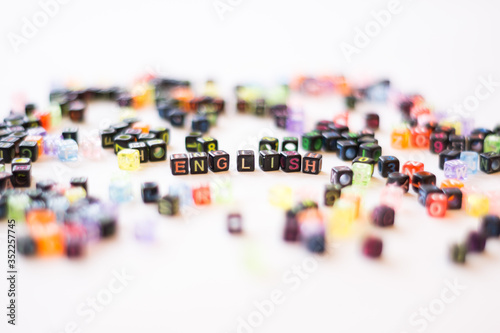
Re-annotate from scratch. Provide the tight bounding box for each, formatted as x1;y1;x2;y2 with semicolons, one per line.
426;193;447;217
402;161;424;178
237;150;254;172
280;151;301;172
170;153;189;175
208;150;230;172
189;152;208;174
302;152;322;174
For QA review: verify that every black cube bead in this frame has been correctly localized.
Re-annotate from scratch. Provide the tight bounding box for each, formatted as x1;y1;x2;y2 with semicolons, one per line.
378;156;400;177
0;172;13;191
123;128;142;141
411;171;436;193
448;135;465;151
479;152;500;174
62;127;78;143
466;231;486;253
302;132;323;151
146;139;167;162
17;236;37;256
439;149;461;169
442;187;462;210
12;165;31;188
19;140;38;162
150;127;170;145
141;182;159;203
467;134;485;153
128;142;149;163
480;214;500;238
330;166;353;188
0;142;16;163
208;150;230;172
237;150;254;172
387;172;410;193
138;133;156;142
196;136;218;153
186;132;202;152
169;110;187;127
358;142;382;161
114;134;135;154
337;140;358;161
322;131;341;152
324;184;342;206
189;152;209;174
68;100;86;122
100;128;116;148
430;132;449;154
302;152;322;175
259;150;280;171
192;115;210;133
111;122;130;134
281;137;299;152
418;184;443;206
259;137;279;151
70;176;88;192
170;153;189;175
158;195;180;216
280;151;301;173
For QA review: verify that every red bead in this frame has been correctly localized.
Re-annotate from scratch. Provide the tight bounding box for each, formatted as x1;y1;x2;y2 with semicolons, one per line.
426;193;447;217
402;161;424;179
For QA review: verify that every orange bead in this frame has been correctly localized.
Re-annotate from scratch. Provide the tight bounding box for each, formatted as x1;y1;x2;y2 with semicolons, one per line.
192;185;211;205
391;127;410;149
440;179;464;189
132;121;150;133
26;209;56;225
25;135;44;156
410;126;430;148
171;87;195;111
31;223;64;256
34;110;51;130
340;191;361;219
402;161;424;178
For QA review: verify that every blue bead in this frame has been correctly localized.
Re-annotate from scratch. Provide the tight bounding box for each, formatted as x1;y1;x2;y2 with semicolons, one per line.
57;139;78;162
460;151;479;175
109;173;133;203
169;183;193;207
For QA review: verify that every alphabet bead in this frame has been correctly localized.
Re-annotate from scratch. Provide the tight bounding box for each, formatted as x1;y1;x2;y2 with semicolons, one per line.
402;161;424;178
185;132;202;152
302;132;323;151
390;127;409;149
442;187;463;210
480;214;500;238
358;142;382;161
196;136;218;153
281;137;299;152
460;151;479;175
280;151;301;172
117;149;140;171
189;152;209;174
411;171;436;193
479;152;500;174
439;149;461;169
146;139;167;161
170;153;189;175
302;152;322;174
371;205;395;227
430;132;448;154
444;160;468;181
426;193;447;217
158;195;180;216
128;142;148;163
331;166;353;188
324;184;342;206
192;184;211;205
337;140;358;161
57;139;78;162
465;193;489;217
259;137;279;151
236;150;254;172
208;150;230;172
259;150;280;171
484;134;500;153
19;140;38;162
450;243;467;264
387;172;410;193
321;132;341;152
378;156;400;177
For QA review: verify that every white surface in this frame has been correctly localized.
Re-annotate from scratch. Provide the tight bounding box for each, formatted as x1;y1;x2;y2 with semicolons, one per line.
1;1;500;333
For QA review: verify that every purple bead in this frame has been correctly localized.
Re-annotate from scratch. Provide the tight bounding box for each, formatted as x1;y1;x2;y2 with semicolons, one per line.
286;110;304;135
134;218;157;242
283;211;299;241
227;213;243;234
371;205;395;227
27;127;47;136
444;159;468;180
44;134;63;156
466;231;486;252
362;236;383;258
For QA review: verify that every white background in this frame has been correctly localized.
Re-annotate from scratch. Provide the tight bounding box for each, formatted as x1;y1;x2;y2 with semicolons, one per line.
1;0;500;332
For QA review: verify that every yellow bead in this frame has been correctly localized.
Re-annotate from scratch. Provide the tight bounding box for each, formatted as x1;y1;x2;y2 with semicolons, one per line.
65;187;87;204
328;199;356;238
465;194;489;217
118;149;140;171
268;185;293;209
341;189;362;219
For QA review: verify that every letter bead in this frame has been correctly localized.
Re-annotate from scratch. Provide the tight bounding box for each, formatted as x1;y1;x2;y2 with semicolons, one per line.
236;150;254;172
259;150;280;171
146;139;167;162
280;151;301;173
189;152;209;174
378;156;400;177
330;166;353;188
302;152;322;174
117;149;140;171
170;153;189;175
208;150;230;172
387;172;410;193
426;193;447;217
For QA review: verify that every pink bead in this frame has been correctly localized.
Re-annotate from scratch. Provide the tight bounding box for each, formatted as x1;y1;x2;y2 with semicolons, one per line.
485;191;500;215
80;134;102;159
380;185;404;210
426;193;447;217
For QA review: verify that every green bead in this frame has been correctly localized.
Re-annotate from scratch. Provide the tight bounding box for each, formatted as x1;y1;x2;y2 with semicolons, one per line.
450;243;467;264
352;163;372;187
301;132;322;151
484;134;500;153
48;102;62;127
7;193;30;222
